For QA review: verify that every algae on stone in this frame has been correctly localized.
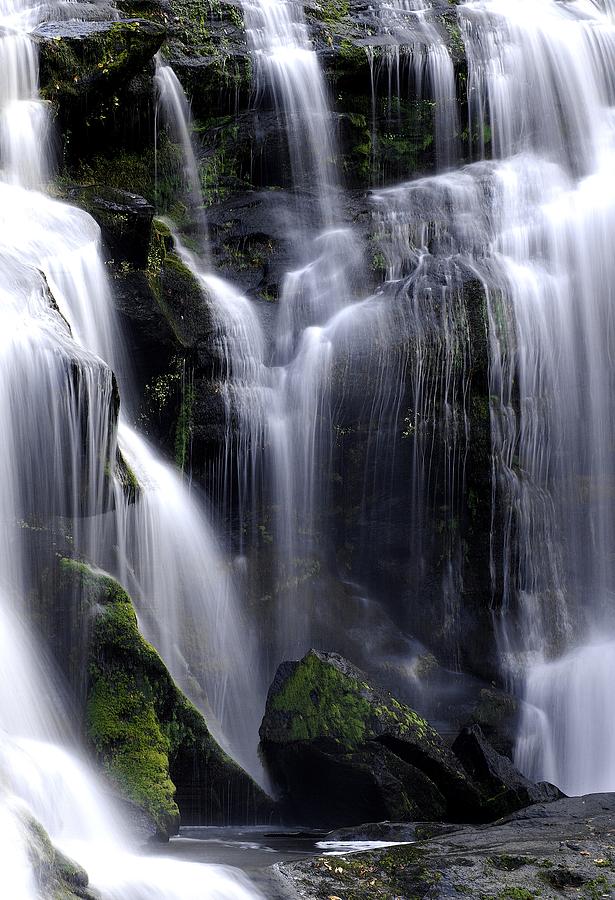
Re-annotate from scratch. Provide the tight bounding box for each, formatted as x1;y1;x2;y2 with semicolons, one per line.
260;649;478;827
58;557;272;839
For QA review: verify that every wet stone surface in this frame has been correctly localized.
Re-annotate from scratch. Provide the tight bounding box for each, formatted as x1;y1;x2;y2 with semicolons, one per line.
270;795;615;899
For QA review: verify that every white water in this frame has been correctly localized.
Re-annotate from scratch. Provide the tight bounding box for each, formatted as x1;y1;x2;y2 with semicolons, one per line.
1;5;614;887
516;641;615;796
0;0;263;896
454;0;615;791
201;0;615;793
155;60;209;254
368;0;615;790
369;0;459;170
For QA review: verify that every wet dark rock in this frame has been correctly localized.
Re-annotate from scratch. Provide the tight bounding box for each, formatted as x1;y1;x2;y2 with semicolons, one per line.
162;0;251;116
271;794;615;900
453;724;565;820
69;186;155;268
35;16;164;162
260;649;480;827
35;19;165;106
326;820;420;842
466;686;520;759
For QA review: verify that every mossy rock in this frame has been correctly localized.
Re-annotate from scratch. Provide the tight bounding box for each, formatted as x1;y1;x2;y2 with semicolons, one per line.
163;0;252;113
19;812;96;899
260;649;480;827
58;557;273;839
146;223;218;362
35;19;166;106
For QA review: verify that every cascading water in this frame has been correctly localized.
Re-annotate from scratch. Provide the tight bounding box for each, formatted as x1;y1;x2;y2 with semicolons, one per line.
0;0;263;895
162;0;615;794
452;0;615;793
230;0;368;665
368;0;459;171
155;18;365;678
2;1;614;889
365;0;615;790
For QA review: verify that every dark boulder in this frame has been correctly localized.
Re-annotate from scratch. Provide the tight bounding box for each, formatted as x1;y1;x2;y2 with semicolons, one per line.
452;724;564;820
259;649;480;827
68;186;155;269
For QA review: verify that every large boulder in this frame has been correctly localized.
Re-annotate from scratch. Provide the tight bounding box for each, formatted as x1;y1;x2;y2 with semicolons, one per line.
59;558;273;840
259;649;479;827
452;724;564;820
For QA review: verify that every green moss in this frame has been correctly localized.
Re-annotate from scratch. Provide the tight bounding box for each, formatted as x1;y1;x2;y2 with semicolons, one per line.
174;369;195;470
60;559;178;834
312;0;350;26
59;558;268;834
270;650;433;747
57;135;185;219
271;652;372;745
87;673;177;831
166;0;251;93
20;812;91;899
39;20;165;105
583;876;613;899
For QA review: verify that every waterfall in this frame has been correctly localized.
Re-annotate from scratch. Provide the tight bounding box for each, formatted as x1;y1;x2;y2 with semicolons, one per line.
368;0;459;170
154;18;362;675
0;0;263;895
155;62;210;256
231;0;366;664
152;0;615;794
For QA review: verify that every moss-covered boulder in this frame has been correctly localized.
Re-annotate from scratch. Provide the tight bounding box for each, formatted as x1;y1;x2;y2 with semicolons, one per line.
58;558;273;840
259;649;480;827
19;811;96;899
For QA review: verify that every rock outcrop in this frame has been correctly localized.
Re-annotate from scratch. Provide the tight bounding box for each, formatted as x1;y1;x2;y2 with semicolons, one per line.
259;649;479;827
59;557;273;840
19;812;96;900
272;794;615;900
452;724;564;820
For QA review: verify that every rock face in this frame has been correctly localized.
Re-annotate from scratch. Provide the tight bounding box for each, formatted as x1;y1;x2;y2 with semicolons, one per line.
59;558;273;840
273;794;615;900
452;724;565;820
20;813;96;900
259;649;479;827
35;18;166;107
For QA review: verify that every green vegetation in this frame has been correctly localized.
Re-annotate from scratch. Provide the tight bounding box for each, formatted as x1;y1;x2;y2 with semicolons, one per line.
59;558;266;838
271;651;372;744
39;20;165;105
269;649;435;746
